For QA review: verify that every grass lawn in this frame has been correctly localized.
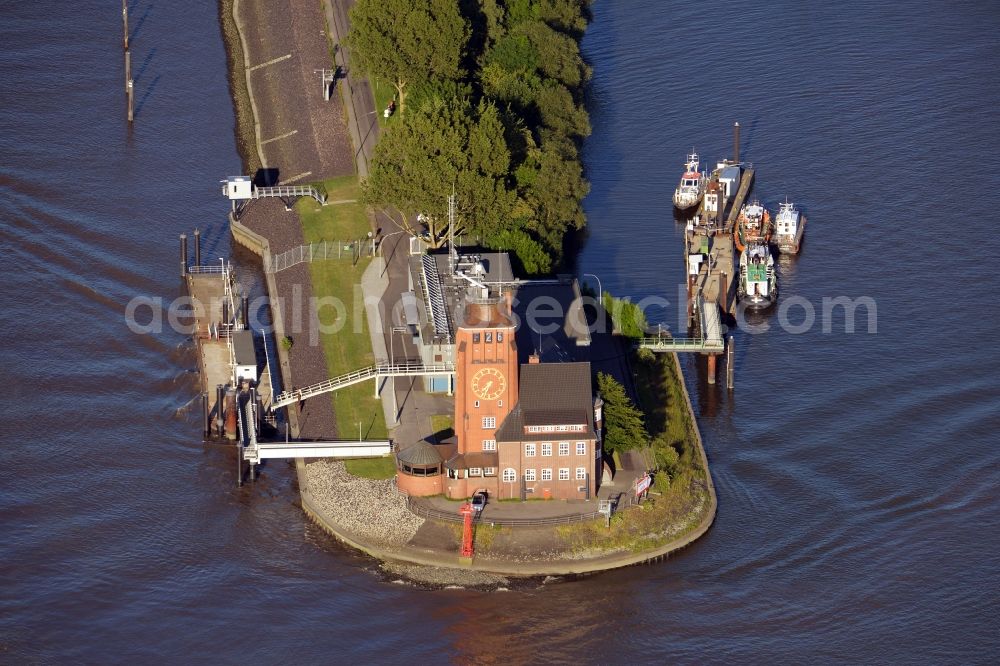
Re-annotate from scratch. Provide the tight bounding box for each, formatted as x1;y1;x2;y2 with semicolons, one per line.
370;76;399;129
632;349;701;460
297;176;386;440
344;456;396;480
430;414;454;442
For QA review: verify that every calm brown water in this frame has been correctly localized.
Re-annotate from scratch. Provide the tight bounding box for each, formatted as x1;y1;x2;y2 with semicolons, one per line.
1;0;997;662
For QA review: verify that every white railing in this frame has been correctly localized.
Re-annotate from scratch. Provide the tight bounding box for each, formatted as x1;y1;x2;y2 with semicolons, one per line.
187;265;226;274
271;362;455;409
251;184;326;205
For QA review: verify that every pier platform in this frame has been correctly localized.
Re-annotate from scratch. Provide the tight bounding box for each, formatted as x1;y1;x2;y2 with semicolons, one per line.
186;271;234;392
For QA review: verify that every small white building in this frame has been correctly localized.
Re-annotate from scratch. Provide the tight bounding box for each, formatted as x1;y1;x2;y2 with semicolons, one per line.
232;329;258;384
223;176;253;200
718;166;740;198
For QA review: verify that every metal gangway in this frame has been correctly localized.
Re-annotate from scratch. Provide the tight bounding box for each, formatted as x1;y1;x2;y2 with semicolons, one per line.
637;296;725;354
271;362;456;409
222;176;326;218
245;440;392;464
239;387;389;469
252;184;326;206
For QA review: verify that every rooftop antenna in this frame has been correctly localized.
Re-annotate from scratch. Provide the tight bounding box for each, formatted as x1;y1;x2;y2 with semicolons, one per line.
448;189;457;276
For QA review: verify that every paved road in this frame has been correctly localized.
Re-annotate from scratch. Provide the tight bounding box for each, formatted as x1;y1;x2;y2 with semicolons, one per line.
324;0;379;178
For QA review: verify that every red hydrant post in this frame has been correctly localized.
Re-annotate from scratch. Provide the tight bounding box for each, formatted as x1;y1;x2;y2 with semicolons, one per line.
459;503;475;559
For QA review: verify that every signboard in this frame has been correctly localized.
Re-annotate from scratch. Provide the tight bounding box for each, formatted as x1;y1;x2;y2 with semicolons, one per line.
634;474;652;497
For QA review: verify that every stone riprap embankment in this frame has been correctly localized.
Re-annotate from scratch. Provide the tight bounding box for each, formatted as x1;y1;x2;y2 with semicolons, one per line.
305;460;424;548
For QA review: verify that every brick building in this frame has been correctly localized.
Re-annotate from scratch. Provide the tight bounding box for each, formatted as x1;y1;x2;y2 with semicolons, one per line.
396;265;602;501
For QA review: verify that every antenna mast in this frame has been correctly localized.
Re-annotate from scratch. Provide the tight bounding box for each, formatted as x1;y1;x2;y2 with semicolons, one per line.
447;190;457;275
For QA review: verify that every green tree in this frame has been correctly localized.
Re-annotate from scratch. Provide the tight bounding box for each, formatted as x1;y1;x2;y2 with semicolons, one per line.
483;227;552;275
597;372;648;453
650;434;680;475
519;21;589;88
362;96;515;244
347;0;470;114
535;80;590;137
520;138;589;249
601;292;648;339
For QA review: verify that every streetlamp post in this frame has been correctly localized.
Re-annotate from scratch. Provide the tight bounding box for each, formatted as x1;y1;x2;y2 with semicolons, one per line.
583;272;603;300
390;325;407;424
378;228;410;276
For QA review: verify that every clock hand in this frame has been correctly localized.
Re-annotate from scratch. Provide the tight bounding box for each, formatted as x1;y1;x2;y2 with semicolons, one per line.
481;380;493;395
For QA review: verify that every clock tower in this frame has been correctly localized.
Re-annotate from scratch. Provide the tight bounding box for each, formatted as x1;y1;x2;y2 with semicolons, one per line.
446;293;519;498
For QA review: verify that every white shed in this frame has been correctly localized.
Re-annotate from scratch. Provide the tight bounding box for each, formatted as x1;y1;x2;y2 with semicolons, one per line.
232;330;258;383
223;176;254;200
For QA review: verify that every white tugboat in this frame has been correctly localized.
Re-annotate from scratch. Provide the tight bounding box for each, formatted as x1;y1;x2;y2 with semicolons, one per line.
773;199;806;254
672;152;706;211
738;243;777;309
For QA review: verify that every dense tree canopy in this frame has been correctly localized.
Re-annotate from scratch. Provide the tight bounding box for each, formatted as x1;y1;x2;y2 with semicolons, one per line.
363;96;515;243
597;372;648;454
347;0;470;114
351;0;592;274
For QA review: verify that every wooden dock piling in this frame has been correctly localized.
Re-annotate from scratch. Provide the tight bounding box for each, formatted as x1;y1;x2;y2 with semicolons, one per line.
122;0;129;50
733;121;740;164
193;229;201;267
202;392;210;438
726;335;735;389
179;233;188;276
216;384;225;437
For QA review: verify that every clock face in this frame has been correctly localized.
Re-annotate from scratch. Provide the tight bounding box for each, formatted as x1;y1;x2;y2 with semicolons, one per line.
471;367;506;401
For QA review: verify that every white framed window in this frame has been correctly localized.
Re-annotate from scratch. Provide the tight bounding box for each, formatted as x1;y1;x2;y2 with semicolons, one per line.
469;467;483;477
559;468;570;481
485;332;493;343
497;400;503;407
502;468;516;482
474;400;480;408
541;442;552;456
482;439;496;451
482;416;496;429
541;468;552;481
525;443;536;457
524;468;536;482
558;441;569;456
483;467;497;476
576;467;587;480
576;441;587;455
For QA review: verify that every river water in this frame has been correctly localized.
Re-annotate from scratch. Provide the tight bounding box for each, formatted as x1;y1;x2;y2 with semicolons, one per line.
1;0;997;662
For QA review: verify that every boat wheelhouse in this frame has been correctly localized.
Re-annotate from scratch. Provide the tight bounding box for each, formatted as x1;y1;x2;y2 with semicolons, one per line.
672;153;706;211
774;200;806;254
738;243;777;309
734;199;771;251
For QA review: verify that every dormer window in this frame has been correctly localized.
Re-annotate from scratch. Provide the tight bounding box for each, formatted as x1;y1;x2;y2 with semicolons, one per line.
473;333;481;343
485;332;493;343
497;333;503;342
